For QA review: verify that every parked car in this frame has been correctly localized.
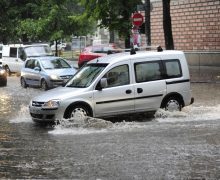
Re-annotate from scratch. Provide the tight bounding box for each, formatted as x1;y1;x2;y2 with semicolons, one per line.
1;43;53;75
51;43;66;51
78;44;119;68
20;56;77;90
29;48;194;123
0;65;7;86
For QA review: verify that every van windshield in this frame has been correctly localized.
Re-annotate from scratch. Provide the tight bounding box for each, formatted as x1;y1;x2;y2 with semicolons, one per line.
66;63;108;88
24;45;53;57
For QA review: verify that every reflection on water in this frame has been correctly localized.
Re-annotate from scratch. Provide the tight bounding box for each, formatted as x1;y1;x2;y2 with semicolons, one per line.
0;94;12;116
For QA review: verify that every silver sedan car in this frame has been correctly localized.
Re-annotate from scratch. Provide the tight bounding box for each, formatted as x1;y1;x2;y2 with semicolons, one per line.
20;56;77;90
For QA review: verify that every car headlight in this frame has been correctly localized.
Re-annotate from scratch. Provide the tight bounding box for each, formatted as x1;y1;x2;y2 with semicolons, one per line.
0;69;6;75
50;74;61;80
42;100;60;109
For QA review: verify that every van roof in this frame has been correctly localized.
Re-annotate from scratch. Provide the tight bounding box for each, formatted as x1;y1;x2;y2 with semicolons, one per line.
89;50;185;65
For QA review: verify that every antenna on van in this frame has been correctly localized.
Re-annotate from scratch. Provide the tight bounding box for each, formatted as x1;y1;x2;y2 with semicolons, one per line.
130;48;136;55
157;46;163;52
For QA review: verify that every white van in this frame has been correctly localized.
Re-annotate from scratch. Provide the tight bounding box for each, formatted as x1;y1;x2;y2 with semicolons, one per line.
29;48;194;123
2;44;53;75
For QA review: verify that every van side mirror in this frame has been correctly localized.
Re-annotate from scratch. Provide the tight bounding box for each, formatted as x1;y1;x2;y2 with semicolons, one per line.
96;78;107;91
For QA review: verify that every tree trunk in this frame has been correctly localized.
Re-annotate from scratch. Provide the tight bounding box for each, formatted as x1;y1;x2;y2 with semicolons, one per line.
125;33;131;49
109;30;115;43
55;40;58;56
162;0;174;50
145;0;151;46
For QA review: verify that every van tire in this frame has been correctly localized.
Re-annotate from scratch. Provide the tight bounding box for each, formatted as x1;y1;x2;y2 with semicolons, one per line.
5;66;11;76
41;79;48;91
161;96;182;112
20;77;27;88
66;105;92;122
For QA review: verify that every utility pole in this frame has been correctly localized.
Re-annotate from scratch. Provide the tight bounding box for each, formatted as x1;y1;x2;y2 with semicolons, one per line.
144;0;151;46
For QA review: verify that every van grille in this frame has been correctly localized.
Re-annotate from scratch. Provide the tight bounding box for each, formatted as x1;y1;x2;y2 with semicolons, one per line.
32;101;44;107
60;75;73;80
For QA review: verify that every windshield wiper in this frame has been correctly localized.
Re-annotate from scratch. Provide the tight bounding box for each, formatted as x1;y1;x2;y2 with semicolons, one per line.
66;84;86;88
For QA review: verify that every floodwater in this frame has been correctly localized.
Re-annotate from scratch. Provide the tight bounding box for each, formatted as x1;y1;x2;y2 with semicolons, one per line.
0;76;220;179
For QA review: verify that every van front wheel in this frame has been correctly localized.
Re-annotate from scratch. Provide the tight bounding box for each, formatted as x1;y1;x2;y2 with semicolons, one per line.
66;105;91;123
162;97;182;112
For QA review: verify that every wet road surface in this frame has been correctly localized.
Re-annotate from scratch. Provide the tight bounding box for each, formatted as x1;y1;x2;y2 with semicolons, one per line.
0;76;220;179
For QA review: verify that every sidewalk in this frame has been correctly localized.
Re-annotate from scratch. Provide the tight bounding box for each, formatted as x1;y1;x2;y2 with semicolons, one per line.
190;66;220;83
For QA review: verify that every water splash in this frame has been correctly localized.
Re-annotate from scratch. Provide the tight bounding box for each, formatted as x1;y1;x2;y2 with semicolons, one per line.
155;105;220;123
50;104;220;135
50;117;113;135
9;105;32;123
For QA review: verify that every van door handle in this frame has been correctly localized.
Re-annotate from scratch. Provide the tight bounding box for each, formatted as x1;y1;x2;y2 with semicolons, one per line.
137;88;143;93
126;89;132;94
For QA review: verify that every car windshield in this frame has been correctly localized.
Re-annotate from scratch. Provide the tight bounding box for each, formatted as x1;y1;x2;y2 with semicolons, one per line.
41;58;71;69
24;45;53;57
66;63;108;88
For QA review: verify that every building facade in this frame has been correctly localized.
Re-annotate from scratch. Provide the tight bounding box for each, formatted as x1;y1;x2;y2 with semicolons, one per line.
148;0;220;51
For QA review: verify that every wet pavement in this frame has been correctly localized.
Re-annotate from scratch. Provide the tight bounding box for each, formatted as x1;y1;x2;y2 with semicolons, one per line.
0;73;220;179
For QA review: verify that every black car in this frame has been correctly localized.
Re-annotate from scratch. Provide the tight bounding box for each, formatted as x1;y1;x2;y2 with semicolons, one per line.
0;65;7;86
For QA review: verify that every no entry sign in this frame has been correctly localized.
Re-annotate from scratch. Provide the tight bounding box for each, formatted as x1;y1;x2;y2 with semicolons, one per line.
132;13;144;26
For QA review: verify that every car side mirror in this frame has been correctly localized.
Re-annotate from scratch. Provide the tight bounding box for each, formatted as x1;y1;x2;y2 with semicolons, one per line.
34;67;41;71
96;78;107;91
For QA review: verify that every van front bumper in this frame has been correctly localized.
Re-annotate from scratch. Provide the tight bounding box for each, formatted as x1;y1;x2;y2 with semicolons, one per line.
29;105;61;122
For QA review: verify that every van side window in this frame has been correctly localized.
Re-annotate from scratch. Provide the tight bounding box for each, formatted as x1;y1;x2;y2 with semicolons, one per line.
104;64;129;88
135;61;162;82
9;47;17;58
164;59;182;78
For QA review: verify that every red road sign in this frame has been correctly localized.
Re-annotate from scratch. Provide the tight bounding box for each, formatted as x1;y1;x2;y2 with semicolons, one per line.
132;13;144;26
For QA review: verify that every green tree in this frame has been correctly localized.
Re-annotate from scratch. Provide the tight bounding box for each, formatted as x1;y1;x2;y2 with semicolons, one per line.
0;0;24;44
0;0;95;55
82;0;142;48
16;0;95;55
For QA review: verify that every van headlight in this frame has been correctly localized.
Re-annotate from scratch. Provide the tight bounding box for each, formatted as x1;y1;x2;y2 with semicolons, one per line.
50;74;61;80
42;100;60;109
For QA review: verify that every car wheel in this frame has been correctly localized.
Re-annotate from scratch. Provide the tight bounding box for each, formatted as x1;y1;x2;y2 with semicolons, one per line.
20;77;27;88
41;79;48;91
66;105;91;123
162;96;182;112
5;66;11;76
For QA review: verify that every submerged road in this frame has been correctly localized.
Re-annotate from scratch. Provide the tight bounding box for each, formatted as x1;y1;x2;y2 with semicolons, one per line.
0;76;220;179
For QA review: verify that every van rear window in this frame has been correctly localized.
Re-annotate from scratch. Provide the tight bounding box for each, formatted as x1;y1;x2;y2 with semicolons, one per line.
135;61;162;82
164;59;182;78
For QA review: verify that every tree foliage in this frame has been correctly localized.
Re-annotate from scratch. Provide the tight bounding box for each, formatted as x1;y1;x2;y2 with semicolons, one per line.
0;0;95;44
82;0;142;48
